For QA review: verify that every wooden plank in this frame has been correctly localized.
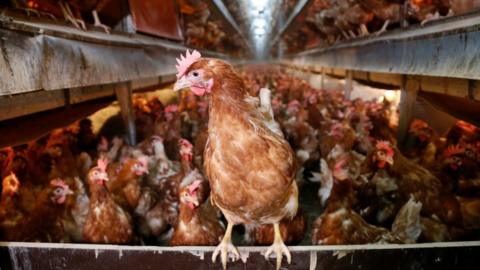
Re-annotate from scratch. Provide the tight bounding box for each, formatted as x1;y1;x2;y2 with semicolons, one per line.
0;90;66;122
130;77;161;91
352;71;369;81
0;15;234;97
1;242;480;270
69;85;116;104
281;63;480;101
332;68;346;77
472;80;480;100
0;100;112;148
422;76;469;98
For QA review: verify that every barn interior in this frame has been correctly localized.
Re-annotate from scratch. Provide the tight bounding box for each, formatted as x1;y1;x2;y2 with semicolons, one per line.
1;1;480;269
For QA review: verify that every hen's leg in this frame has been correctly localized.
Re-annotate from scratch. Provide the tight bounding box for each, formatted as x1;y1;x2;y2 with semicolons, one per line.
212;222;240;270
92;10;111;34
59;1;80;29
374;20;390;36
265;223;291;270
420;11;441;26
359;24;369;37
64;2;86;30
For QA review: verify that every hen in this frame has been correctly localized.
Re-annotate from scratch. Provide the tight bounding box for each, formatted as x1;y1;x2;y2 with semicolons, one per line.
174;50;298;270
360;141;462;226
83;157;133;244
170;180;224;246
0;173;23;239
2;177;74;242
106;155;149;210
404;119;439;169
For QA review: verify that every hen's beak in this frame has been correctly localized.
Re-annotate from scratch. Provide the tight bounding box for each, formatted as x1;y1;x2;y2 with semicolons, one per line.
65;187;74;195
192;197;199;207
174;76;191;92
385;156;394;165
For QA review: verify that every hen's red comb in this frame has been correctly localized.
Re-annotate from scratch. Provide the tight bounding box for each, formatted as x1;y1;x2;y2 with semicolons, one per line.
97;156;109;172
287;100;300;109
176;50;202;79
188;180;202;194
164;104;178;113
410;119;429;131
376;140;394;157
138;156;149;170
444;144;465;158
179;138;193;148
456;120;477;135
50;178;67;189
330;122;343;131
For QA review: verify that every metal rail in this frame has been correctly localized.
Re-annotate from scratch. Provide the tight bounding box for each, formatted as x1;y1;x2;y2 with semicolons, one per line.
210;0;254;54
287;11;480;80
269;0;311;49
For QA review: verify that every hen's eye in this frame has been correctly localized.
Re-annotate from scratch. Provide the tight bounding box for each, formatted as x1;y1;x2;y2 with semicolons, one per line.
54;188;63;195
192;71;199;77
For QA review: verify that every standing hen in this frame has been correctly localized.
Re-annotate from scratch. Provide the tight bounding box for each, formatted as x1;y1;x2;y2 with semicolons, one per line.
173;50;298;270
83;157;133;244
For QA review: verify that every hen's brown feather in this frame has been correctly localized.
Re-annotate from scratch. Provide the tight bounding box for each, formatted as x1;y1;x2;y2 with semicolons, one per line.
198;59;299;225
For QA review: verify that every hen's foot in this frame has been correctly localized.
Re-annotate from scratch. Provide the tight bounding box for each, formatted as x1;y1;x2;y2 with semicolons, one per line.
92;10;111;34
212;222;239;270
59;1;86;30
359;24;369;37
421;12;442;26
264;223;292;270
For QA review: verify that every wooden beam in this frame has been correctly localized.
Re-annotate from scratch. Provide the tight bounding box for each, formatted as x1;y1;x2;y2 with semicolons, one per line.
0;99;112;148
321;68;326;89
397;75;418;145
345;70;353;99
2;241;480;270
281;63;480;101
115;83;136;146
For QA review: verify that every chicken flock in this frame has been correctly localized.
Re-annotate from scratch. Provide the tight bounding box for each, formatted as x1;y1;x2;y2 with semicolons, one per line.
1;65;480;252
283;0;480;53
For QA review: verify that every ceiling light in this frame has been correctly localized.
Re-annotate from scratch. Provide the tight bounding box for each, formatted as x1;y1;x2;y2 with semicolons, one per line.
254;28;266;35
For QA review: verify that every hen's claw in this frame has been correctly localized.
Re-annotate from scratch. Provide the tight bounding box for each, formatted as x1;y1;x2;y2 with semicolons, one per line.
264;223;292;270
212;240;240;270
212;222;238;270
92;10;111;34
265;241;291;270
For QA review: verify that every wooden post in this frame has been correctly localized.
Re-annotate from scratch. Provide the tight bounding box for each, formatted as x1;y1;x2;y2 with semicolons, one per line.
397;75;418;147
321;68;326;89
115;82;136;146
401;1;409;28
345;70;353;99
